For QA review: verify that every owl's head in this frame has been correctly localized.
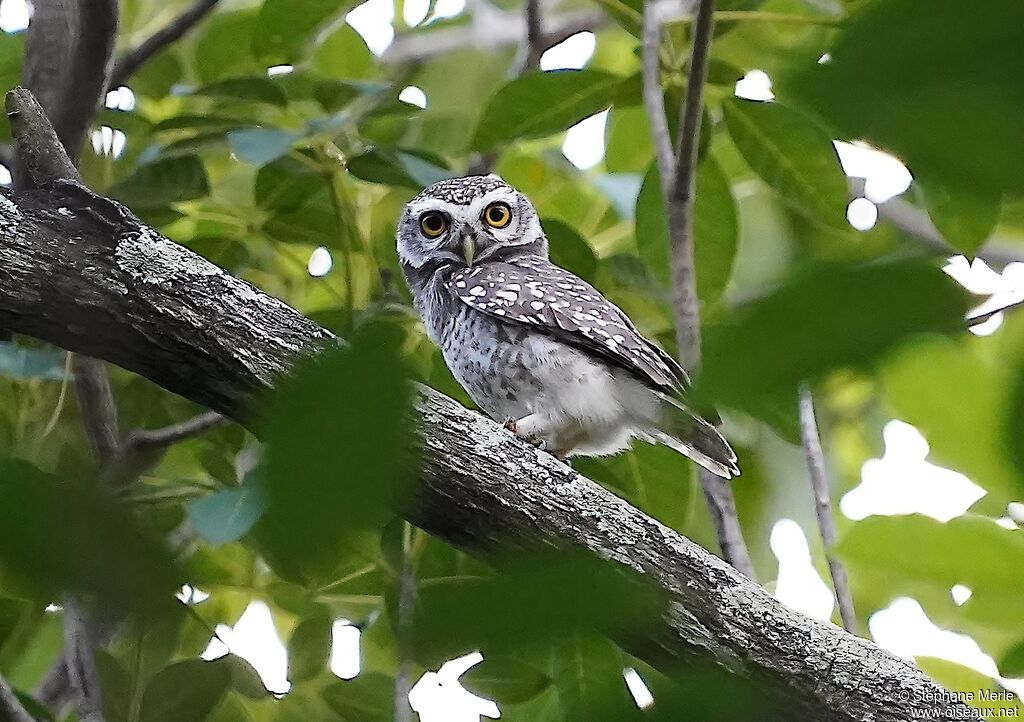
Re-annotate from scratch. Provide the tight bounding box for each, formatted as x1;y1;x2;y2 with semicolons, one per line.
396;174;547;276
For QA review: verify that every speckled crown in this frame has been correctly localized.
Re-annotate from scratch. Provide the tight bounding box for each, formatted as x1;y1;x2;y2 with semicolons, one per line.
413;175;512;205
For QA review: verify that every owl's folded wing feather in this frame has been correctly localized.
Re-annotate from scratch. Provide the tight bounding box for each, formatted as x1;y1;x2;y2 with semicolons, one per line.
449;257;689;393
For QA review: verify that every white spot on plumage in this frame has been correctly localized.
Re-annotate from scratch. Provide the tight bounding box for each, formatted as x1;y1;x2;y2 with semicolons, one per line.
496;290;519;301
531;301;545;310
470;286;486;296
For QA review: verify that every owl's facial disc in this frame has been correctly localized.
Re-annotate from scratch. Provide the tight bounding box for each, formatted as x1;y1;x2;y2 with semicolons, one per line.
396;175;548;273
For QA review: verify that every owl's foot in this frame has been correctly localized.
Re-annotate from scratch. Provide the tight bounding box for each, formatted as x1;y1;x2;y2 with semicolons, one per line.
502;416;549;451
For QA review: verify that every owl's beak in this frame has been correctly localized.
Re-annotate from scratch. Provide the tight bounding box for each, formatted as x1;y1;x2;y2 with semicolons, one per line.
461;233;476;267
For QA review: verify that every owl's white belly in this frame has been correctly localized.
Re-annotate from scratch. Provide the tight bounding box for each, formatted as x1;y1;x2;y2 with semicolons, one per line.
436;306;660;456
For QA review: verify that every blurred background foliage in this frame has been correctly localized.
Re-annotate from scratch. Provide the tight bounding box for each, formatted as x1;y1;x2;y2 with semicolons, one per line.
0;0;1023;719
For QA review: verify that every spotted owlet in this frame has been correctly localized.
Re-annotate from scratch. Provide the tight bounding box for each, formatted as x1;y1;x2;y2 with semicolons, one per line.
397;174;738;478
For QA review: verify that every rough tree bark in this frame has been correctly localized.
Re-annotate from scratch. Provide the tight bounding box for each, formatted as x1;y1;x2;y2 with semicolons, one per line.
0;89;969;722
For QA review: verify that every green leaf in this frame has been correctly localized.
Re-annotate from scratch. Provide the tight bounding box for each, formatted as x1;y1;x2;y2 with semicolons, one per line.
917;177;1002;255
461;654;551;705
914;657;1021;717
314;79;386;113
254;322;414;585
261;197;343;249
0;342;65;380
193;77;288;107
138;659;231;722
552;632;639;720
255;152;326;211
543;219;598;284
109;155;210;208
96;650;132;722
227;128;300;166
187;483;268;546
323;673;394;721
217;654;270;699
0;459;180;616
193;10;258;83
999;641;1024;678
787;0;1024;195
723;98;847;227
591;0;642;37
347;147;452;189
254;0;352;63
287;615;332;683
312;24;374;79
128;50;182;99
472;70;622;151
837;514;1024;592
884;337;1018;508
699;260;970;412
634;157;739;303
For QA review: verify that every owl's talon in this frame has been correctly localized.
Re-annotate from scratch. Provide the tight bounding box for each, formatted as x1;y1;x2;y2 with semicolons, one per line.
502;417;518;434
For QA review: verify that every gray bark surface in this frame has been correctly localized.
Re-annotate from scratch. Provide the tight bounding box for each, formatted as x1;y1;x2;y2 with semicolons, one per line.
0;182;968;721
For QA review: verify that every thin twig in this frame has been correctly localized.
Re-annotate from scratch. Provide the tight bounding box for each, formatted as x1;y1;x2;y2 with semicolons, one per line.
847;178;1024;268
667;0;714;371
641;1;674;196
63;602;103;722
394;524;417;722
698;467;754;577
108;0;221;89
966;298;1024;327
645;0;755;577
124;411;226;450
522;0;545;72
798;385;858;633
71;355;121;464
0;674;36;722
383;10;603;64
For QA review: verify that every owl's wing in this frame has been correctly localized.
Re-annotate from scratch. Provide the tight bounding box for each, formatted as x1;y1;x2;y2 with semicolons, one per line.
449;257;689;392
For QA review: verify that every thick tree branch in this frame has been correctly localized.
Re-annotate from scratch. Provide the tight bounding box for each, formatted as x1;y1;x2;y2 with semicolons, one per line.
798;385;859;634
0;104;971;722
108;0;221;90
19;0;117;173
0;674;35;722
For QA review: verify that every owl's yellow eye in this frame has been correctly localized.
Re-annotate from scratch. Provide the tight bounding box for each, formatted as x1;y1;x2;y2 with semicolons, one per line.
419;211;448;238
483;202;512;228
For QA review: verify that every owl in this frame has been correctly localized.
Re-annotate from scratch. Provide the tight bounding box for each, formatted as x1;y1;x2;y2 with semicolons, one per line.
397;174;738;478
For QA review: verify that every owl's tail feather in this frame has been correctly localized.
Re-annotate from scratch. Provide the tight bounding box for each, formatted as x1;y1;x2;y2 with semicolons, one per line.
653;397;739;479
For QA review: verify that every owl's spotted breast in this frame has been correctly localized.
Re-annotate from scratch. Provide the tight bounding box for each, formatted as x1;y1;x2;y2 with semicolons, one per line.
397;173;738;476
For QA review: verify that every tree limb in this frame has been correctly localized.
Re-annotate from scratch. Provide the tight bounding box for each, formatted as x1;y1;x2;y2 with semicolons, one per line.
108;0;221;90
19;0;117;174
0;674;35;722
0;97;971;721
798;384;858;634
